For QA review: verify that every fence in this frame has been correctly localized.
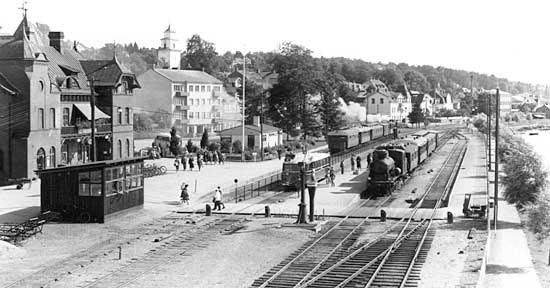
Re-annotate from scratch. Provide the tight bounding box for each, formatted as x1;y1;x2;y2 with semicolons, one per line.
202;170;283;204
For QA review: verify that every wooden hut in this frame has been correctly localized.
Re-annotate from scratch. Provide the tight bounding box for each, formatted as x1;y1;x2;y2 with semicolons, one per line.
36;158;145;223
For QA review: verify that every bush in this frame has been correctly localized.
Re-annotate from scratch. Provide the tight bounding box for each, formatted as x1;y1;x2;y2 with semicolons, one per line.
232;140;242;154
208;142;220;152
244;150;253;160
504;114;511;122
526;113;533;120
512;114;520;122
220;139;231;153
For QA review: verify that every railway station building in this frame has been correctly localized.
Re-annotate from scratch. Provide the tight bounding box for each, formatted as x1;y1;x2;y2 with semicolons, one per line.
0;15;140;184
218;116;283;151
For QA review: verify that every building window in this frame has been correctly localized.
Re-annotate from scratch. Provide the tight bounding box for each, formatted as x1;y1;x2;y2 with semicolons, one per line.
49;146;56;168
118;140;122;159
126;139;130;158
50;108;56;128
201;85;205;92
196;112;200;119
189;85;194;92
78;170;102;197
189;99;194;105
203;112;207;119
189;112;194;119
195;85;199;92
207;85;211;92
174;84;182;92
37;148;46;170
118;108;122;124
182;111;187;119
125;108;130;124
380;98;384;104
63;108;70;126
371;98;375;104
201;99;205;105
38;108;44;129
213;86;221;92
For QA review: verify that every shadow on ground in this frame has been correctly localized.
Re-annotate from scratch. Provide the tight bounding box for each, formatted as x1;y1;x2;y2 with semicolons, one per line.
0;206;40;223
485;264;526;274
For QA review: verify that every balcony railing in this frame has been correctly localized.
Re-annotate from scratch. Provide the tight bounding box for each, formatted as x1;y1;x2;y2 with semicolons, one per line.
61;124;111;135
175;91;189;97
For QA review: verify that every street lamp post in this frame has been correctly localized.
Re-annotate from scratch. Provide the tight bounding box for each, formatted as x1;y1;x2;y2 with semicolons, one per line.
241;56;246;162
494;88;500;230
89;78;97;162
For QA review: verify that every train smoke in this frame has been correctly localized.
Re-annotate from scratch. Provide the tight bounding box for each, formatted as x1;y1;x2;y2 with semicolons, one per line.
338;98;366;124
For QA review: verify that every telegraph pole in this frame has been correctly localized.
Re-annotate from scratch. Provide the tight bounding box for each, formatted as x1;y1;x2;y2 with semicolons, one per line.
488;90;491;171
260;92;264;161
494;88;500;230
89;78;97;162
241;55;246;162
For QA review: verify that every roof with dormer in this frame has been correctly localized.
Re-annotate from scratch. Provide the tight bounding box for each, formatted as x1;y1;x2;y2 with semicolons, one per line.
81;56;140;88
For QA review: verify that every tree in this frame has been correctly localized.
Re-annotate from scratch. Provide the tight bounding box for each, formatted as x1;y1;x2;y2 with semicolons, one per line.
374;68;404;90
169;127;180;157
268;42;321;140
181;34;218;74
236;79;265;124
186;139;195;153
200;129;209;149
404;70;430;92
315;71;345;135
408;101;424;127
500;132;548;208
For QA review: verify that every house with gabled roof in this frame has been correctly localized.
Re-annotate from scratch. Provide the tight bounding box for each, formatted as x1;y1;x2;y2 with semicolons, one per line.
0;14;140;183
218;116;283;151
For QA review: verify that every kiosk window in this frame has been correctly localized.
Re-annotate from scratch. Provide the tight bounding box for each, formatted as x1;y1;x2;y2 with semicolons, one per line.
78;171;102;196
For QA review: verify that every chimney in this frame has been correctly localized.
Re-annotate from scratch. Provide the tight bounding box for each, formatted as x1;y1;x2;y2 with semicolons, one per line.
48;31;64;53
253;116;261;126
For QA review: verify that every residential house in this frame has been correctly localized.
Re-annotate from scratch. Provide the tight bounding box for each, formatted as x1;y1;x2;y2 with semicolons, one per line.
534;104;550;118
359;80;412;122
410;90;433;116
429;89;453;112
0;15;140;183
218;116;283;151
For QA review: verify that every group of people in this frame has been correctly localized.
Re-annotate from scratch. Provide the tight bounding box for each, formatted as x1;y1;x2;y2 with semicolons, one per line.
179;183;225;210
339;153;372;175
173;152;226;173
325;166;336;186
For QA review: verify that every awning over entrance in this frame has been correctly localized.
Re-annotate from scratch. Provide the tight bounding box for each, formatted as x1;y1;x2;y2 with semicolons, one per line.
73;103;110;120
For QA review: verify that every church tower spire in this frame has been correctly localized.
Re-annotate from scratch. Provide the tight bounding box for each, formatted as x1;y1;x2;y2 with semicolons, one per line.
158;25;181;69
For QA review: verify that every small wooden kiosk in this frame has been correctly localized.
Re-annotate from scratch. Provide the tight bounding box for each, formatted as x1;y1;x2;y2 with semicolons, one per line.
37;158;145;223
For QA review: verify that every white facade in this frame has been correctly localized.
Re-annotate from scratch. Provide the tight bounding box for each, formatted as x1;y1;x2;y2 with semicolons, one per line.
390;94;412;121
158;26;181;69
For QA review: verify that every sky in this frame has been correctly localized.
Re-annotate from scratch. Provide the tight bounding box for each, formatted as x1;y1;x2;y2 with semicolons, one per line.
1;0;549;86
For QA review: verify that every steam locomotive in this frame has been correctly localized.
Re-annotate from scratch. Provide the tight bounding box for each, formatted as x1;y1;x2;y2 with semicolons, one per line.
365;130;439;197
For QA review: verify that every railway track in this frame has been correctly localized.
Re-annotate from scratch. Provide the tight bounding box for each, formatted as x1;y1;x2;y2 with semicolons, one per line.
4;200;268;288
251;132;468;288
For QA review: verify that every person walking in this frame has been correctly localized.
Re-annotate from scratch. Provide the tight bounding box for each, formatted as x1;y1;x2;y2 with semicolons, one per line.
173;158;180;173
340;160;345;175
188;156;195;171
182;155;187;171
329;166;336;187
350;154;356;172
356;155;362;170
180;183;190;205
197;155;203;171
325;166;331;184
213;187;222;211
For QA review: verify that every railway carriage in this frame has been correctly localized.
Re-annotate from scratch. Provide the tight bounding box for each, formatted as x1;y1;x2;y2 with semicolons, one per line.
357;127;373;144
327;128;360;154
282;152;331;189
412;130;437;155
381;123;391;136
370;125;384;139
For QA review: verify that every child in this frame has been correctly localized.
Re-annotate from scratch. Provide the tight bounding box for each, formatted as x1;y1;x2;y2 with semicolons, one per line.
174;158;180;173
180;183;190;205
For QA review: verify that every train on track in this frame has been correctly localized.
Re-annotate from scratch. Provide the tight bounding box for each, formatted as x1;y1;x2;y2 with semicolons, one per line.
281;152;331;189
326;122;394;154
365;130;440;197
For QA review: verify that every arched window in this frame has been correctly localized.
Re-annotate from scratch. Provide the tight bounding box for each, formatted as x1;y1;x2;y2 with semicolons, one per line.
37;148;46;170
61;143;69;164
50;108;56;128
126;139;130;158
118;108;122;124
118;139;122;159
63;108;70;126
49;146;56;168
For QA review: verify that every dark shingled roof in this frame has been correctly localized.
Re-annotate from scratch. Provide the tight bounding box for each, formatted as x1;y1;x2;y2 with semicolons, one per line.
81;56;140;88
